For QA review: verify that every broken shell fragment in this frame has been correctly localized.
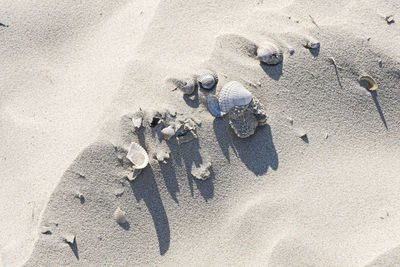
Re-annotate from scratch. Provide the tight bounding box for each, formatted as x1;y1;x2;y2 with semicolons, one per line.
63;233;76;245
304;40;320;49
256;42;283;65
161;126;175;140
126;142;149;169
114;207;127;224
206;95;223;117
191;162;212;180
358;75;377;91
198;72;218;89
219;81;253;113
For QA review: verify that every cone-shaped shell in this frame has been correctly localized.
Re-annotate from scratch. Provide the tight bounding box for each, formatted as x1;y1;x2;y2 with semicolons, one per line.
219;81;253;113
198;72;218;89
126;142;149;169
114;207;127;224
256;42;283;65
206;95;223;117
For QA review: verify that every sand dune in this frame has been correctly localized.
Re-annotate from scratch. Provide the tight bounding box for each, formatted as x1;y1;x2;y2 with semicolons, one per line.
1;0;399;266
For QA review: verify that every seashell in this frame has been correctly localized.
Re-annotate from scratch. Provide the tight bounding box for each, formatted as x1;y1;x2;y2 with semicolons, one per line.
256;42;283;65
304;40;320;49
161;126;175;140
207;95;223;117
219;81;253;113
132;116;142;128
358;75;377;91
126;142;149;170
62;233;76;244
180;79;197;95
114;207;127;224
198;72;218;89
191;162;212;180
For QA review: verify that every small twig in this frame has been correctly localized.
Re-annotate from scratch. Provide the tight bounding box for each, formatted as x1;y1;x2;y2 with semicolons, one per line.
309;15;320;29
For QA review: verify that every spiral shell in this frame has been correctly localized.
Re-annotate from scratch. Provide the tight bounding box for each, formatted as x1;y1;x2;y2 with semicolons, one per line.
256;42;283;65
219;81;253;113
126;142;149;169
206;95;223;117
198;72;218;89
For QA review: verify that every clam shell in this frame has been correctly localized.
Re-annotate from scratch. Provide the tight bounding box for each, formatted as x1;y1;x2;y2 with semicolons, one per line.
358;75;377;91
219;81;253;113
206;95;223;117
161;126;175;140
198;72;218;89
256;42;283;65
180;79;197;95
114;207;127;224
126;142;149;170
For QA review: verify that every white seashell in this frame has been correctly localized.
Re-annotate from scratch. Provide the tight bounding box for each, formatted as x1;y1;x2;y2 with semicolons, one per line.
161;126;175;140
304;40;320;49
63;233;76;244
132;116;142;128
198;72;218;89
180;79;197;95
114;207;127;224
219;81;253;113
206;95;223;117
256;42;283;65
126;142;149;170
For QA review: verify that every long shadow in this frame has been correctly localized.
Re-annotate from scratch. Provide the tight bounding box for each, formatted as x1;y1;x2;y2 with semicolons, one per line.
370;90;388;130
159;161;180;203
213;120;278;175
259;62;283;80
68;242;79;260
129;167;170;255
165;136;214;201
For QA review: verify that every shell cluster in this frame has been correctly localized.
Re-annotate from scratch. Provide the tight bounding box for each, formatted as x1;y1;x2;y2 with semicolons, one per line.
256;42;283;65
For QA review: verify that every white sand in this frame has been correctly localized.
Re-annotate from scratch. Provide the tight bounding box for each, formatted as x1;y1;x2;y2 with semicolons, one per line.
1;0;400;266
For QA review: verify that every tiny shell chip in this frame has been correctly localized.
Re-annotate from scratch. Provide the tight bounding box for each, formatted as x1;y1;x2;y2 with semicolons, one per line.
219;81;253;113
132;116;142;128
256;42;283;65
198;72;218;89
358;75;377;91
206;95;223;117
126;142;149;169
161;126;175;140
63;233;76;244
180;79;197;95
114;207;127;224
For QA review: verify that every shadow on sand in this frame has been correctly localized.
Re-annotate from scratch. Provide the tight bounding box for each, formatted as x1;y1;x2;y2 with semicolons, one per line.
213;119;278;176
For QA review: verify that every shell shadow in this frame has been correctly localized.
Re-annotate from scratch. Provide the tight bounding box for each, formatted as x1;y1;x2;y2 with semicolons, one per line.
159;160;180;203
129;167;170;255
118;221;130;230
213;119;278;176
308;46;320;57
259;62;283;80
165;137;214;201
68;241;79;260
183;93;200;108
358;81;388;130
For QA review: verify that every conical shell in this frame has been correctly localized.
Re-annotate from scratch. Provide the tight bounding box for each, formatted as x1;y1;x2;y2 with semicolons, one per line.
180;79;197;95
198;72;218;89
219;81;253;113
256;42;283;65
126;142;149;169
114;207;127;224
161;125;175;140
206;95;223;117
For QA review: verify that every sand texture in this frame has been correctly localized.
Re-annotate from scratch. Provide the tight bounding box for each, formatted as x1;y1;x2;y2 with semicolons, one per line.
1;0;400;266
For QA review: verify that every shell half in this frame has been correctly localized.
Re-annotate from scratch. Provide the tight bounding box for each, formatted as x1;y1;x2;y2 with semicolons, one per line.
219;81;253;113
198;72;218;89
206;95;223;117
126;142;149;169
180;79;197;95
256;42;283;65
359;75;377;91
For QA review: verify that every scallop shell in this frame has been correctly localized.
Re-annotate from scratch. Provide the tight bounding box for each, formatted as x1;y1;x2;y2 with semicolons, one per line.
206;95;223;117
256;42;283;65
126;142;149;169
114;207;127;224
219;81;253;113
180;79;197;95
198;72;218;89
161;126;175;140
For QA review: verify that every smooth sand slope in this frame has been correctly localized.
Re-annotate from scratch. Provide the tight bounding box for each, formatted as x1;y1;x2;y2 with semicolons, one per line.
1;0;400;266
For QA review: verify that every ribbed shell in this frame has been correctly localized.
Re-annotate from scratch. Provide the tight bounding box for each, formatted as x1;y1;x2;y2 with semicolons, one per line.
180;79;197;95
198;72;218;89
256;42;283;65
126;142;149;169
206;95;223;117
219;81;252;113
